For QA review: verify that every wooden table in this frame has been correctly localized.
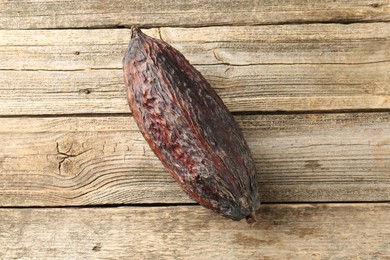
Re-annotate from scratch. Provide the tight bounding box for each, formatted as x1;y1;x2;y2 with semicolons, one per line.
0;1;389;259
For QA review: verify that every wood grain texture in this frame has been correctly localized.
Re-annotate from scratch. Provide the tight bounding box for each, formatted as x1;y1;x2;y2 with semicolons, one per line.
0;204;388;259
1;64;388;115
2;24;389;69
0;24;389;115
0;113;388;206
0;0;389;29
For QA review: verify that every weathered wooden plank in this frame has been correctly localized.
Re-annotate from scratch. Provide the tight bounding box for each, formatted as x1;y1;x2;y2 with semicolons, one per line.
0;0;389;29
1;64;388;115
0;25;389;115
0;113;388;206
0;204;388;259
160;24;390;66
1;25;389;69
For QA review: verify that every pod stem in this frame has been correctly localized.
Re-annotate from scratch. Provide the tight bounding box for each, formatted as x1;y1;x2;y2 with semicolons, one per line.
245;212;257;225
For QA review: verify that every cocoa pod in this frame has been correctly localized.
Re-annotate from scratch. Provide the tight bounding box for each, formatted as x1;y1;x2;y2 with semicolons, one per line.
123;27;260;224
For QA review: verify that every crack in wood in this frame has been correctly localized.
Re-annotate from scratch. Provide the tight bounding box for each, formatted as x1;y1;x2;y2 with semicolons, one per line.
56;141;92;176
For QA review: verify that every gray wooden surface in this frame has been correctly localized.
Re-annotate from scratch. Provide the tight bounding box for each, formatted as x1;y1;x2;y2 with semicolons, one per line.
0;0;389;259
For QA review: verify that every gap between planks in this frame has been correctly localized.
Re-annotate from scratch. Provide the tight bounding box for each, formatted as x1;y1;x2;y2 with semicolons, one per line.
1;108;390;119
0;200;388;210
1;19;390;31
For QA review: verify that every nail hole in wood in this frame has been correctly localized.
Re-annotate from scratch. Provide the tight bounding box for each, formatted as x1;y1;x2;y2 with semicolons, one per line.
369;3;382;8
79;88;91;95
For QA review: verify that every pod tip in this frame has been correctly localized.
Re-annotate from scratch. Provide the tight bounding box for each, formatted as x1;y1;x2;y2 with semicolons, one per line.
245;212;257;226
130;26;142;39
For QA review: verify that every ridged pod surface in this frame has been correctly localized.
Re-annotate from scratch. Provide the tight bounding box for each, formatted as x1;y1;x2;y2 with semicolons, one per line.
123;27;260;224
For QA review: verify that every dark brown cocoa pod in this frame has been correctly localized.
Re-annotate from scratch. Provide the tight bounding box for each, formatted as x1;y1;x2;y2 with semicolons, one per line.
123;27;260;224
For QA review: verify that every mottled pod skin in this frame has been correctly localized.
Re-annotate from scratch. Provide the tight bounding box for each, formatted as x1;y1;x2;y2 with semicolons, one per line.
123;27;260;224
